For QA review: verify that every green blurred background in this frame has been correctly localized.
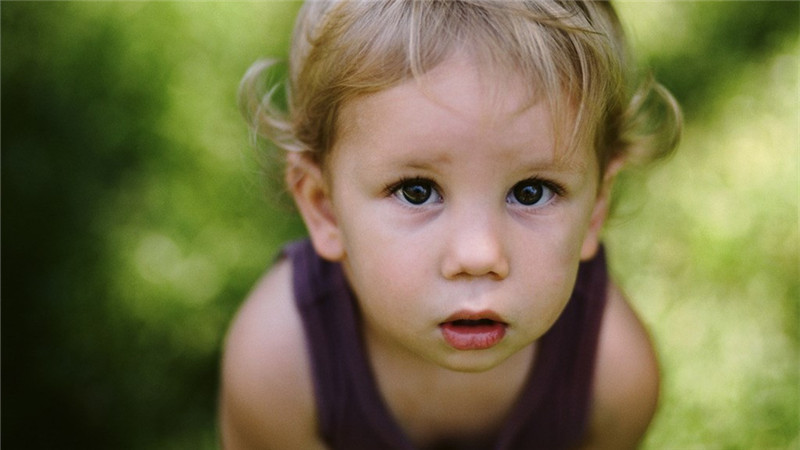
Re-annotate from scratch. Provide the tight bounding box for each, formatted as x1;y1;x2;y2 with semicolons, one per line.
2;1;797;448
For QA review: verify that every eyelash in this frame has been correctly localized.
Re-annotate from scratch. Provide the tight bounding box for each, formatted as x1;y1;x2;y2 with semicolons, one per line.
510;177;566;206
384;177;442;206
384;177;567;207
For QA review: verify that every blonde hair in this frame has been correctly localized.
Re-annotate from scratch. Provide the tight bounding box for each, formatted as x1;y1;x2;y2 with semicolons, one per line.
241;0;681;174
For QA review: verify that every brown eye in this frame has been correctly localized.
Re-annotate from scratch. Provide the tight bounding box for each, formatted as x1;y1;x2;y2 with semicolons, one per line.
401;183;432;204
512;181;542;205
508;179;555;206
392;179;441;206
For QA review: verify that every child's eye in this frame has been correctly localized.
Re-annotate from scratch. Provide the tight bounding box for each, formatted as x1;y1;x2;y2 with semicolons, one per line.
391;178;441;206
507;179;559;207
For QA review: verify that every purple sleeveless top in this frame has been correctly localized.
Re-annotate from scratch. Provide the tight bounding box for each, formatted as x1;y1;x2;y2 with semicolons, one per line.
285;239;608;450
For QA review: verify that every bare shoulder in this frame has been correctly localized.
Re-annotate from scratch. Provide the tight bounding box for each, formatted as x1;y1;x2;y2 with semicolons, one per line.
219;258;326;449
582;281;660;449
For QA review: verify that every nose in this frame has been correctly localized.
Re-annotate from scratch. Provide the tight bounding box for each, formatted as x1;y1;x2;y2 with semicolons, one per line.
440;211;510;280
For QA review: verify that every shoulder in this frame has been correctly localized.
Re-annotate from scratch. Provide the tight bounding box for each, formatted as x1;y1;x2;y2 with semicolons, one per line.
582;281;660;449
218;258;326;449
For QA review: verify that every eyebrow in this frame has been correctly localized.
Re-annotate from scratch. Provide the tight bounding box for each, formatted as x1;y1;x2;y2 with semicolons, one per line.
375;153;590;181
539;155;589;174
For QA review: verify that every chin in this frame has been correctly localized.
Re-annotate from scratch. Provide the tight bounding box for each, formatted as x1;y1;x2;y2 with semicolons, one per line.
436;351;513;374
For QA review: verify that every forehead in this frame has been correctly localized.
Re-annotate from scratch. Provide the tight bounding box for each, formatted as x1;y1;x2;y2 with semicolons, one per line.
332;55;592;174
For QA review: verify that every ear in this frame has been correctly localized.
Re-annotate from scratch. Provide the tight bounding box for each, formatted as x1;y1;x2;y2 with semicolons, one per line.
580;157;624;261
286;152;346;261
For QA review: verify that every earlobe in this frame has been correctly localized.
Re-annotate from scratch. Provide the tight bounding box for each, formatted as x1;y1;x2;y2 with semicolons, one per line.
286;152;346;261
580;158;624;261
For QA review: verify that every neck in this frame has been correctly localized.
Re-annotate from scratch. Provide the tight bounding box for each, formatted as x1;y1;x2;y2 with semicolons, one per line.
365;331;536;447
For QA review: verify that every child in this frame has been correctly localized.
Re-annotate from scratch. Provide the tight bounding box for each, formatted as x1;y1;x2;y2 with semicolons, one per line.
220;1;681;449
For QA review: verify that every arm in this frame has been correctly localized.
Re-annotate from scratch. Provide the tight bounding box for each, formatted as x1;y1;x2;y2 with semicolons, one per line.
581;281;660;449
218;259;327;450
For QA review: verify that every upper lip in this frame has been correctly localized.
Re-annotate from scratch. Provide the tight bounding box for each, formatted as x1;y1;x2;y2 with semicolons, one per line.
440;309;506;325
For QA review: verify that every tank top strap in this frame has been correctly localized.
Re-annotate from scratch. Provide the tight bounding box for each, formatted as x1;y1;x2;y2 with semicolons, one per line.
286;240;415;449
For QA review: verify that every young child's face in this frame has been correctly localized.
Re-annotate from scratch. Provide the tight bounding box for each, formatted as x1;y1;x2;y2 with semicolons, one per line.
316;54;607;372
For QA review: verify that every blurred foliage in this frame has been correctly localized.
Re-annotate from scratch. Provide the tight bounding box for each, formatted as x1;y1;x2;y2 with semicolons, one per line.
2;1;797;449
609;2;799;448
3;2;304;448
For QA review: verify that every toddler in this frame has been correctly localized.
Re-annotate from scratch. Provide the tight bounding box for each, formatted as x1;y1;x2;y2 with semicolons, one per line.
220;1;681;449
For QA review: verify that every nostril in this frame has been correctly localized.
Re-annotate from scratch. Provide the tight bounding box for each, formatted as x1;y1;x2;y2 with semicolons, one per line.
441;249;510;280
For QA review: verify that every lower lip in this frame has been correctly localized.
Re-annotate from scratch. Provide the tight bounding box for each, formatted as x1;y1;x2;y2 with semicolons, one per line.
440;322;506;350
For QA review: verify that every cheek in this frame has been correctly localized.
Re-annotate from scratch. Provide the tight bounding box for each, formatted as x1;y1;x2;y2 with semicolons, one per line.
513;254;580;337
334;191;431;266
342;254;430;336
339;221;427;309
553;193;601;257
513;214;588;267
508;220;584;313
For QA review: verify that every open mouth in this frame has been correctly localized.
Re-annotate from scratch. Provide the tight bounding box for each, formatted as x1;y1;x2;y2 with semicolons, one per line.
440;313;507;350
449;318;500;327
